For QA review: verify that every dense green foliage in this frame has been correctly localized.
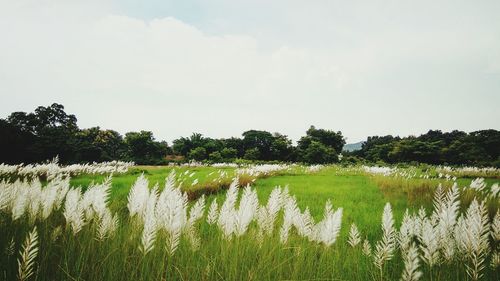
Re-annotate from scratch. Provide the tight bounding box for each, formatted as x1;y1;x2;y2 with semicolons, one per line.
350;130;500;167
0;104;344;164
0;104;169;165
1;103;499;166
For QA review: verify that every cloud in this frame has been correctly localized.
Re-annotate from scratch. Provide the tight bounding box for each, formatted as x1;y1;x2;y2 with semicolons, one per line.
0;6;348;141
0;0;499;143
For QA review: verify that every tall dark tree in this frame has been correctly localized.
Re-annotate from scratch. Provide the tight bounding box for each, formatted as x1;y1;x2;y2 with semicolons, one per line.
301;141;337;164
0;119;37;163
270;133;295;161
297;126;345;164
124;131;168;164
6;103;79;163
221;137;245;158
74;127;125;162
242;130;275;161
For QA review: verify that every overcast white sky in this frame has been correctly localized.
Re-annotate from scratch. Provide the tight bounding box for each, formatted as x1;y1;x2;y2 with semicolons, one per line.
1;0;499;143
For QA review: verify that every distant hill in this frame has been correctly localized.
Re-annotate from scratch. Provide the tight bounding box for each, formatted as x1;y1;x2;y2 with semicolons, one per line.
343;141;363;152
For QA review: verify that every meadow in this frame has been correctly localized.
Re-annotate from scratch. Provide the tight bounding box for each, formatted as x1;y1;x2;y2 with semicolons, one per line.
1;162;499;281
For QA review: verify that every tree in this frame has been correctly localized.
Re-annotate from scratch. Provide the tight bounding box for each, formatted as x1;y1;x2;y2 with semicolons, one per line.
208;151;223;163
188;147;207;161
124;131;167;164
74;127;103;162
95;129;126;160
6;103;79;163
360;135;399;162
303;126;345;153
8;103;78;135
297;126;344;164
243;148;260;160
220;147;238;161
242;130;274;160
0;119;37;163
301;141;338;164
203;138;223;154
2;104;500;167
388;139;442;164
270;133;294;161
172;133;221;157
221;137;245;158
74;127;125;162
172;136;192;156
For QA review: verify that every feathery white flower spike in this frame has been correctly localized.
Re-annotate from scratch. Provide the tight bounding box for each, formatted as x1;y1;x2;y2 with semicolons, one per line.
234;185;258;236
97;210;119;240
186;196;206;250
362;239;372;257
311;200;342;246
155;174;188;255
348;223;361;247
419;219;440;268
373;203;396;271
492;210;500;242
127;173;150;219
206;199;218;225
400;243;422;281
17;227;39;281
139;190;158;255
217;178;239;239
63;188;85;235
455;199;490;281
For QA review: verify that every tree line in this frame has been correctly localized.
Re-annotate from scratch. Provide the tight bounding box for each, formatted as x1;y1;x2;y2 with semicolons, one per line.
347;129;500;167
1;103;498;167
0;103;344;165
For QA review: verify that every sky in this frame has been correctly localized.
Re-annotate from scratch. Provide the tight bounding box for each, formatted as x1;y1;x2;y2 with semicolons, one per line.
0;0;499;144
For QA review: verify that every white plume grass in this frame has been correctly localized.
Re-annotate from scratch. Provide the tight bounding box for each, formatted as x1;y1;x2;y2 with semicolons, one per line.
348;223;361;247
17;227;39;281
400;243;422;281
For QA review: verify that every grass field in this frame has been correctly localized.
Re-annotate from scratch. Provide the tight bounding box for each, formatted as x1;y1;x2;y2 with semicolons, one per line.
1;165;499;280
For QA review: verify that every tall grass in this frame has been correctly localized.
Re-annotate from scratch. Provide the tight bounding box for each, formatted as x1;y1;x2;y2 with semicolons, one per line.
1;165;499;280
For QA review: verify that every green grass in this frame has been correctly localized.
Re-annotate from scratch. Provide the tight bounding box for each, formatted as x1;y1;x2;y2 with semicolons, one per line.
69;166;237;210
1;165;499;281
249;168;408;239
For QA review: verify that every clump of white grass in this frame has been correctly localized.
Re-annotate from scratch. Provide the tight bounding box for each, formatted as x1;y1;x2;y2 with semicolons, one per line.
310;200;342;246
455;199;490;281
256;186;283;238
155;171;189;255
